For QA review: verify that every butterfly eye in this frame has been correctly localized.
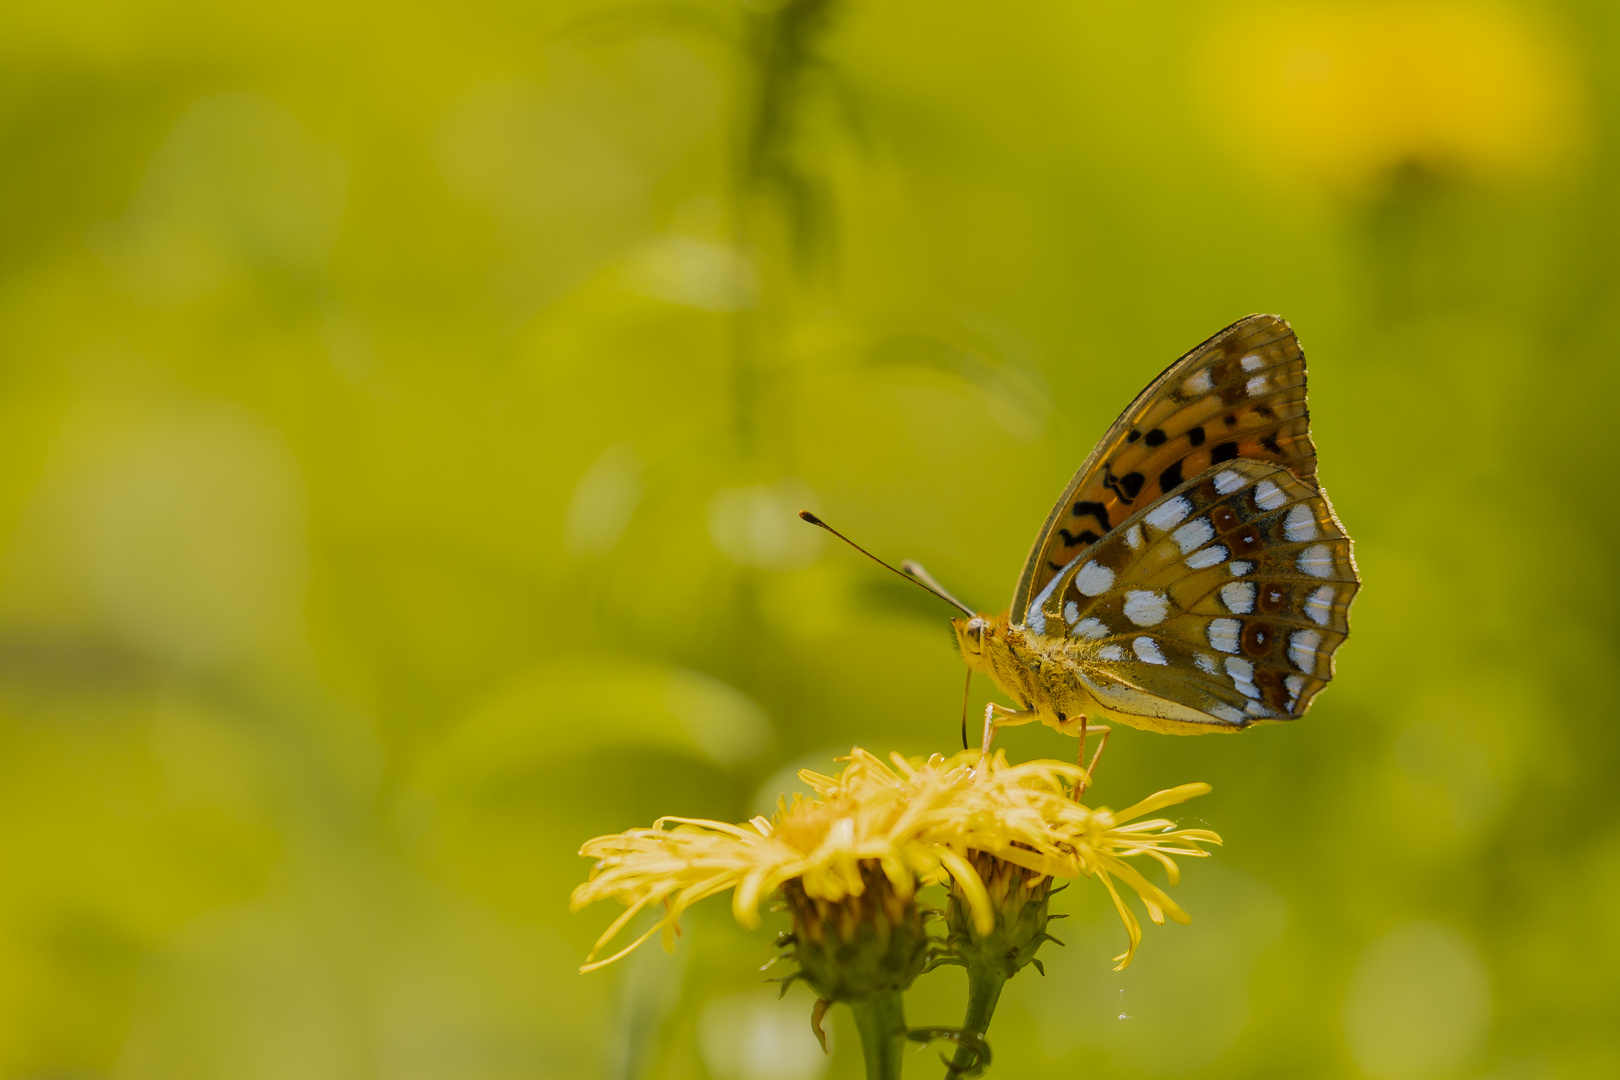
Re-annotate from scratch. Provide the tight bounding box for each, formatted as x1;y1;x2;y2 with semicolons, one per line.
959;616;989;656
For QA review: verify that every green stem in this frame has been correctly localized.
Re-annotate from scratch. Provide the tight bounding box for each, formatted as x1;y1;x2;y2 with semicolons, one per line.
851;991;908;1080
945;966;1006;1078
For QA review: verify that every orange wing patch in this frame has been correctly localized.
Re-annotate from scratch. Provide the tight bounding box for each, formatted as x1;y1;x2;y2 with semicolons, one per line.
1011;315;1319;621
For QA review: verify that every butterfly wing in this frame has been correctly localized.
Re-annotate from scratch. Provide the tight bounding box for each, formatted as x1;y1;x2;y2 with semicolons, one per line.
1011;314;1317;622
1028;459;1358;730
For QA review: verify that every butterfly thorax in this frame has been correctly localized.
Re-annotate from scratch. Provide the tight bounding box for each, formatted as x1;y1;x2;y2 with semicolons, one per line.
955;611;1101;733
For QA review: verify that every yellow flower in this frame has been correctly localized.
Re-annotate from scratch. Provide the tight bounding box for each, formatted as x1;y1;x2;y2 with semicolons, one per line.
572;748;1220;974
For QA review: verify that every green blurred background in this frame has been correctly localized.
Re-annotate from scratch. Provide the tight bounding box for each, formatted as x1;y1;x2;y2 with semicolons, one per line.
2;1;1616;1078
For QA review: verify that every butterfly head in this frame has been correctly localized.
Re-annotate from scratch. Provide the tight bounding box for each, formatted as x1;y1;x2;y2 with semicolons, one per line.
953;611;1008;674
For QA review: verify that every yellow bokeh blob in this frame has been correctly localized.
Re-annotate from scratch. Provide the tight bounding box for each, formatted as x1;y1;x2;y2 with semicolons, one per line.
1197;2;1583;192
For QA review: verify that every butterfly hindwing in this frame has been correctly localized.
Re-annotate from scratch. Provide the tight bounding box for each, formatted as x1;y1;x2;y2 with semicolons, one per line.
1012;314;1318;621
1027;459;1357;730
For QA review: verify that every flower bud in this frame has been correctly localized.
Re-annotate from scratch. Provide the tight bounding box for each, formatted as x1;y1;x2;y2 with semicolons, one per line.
781;865;930;1003
945;851;1058;979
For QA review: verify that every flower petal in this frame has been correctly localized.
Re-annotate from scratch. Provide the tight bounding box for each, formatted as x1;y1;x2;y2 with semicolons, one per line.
1111;782;1214;823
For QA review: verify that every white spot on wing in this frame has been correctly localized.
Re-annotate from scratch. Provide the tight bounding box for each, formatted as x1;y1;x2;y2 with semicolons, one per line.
1214;469;1244;495
1289;629;1322;673
1076;561;1115;596
1063;600;1079;624
1186;544;1228;570
1184;369;1213;394
1297;544;1334;578
1225;656;1259;698
1246;374;1267;396
1123;590;1169;626
1026;552;1082;631
1240;353;1263;372
1211;704;1245;724
1284;503;1318;542
1074;616;1108;640
1229;560;1254;577
1305;584;1335;626
1285;673;1305;702
1246;700;1274;718
1173;517;1215;554
1098;644;1125;662
1133;637;1168;665
1194;652;1218;675
1220;581;1256;614
1144;496;1192;532
1124;524;1144;550
1254;479;1286;511
1208;618;1241;654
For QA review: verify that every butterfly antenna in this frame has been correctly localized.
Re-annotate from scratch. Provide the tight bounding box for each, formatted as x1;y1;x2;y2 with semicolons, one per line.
898;559;974;615
797;511;976;617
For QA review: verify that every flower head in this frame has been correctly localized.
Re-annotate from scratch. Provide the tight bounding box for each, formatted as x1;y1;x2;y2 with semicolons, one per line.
571;748;935;975
876;749;1222;969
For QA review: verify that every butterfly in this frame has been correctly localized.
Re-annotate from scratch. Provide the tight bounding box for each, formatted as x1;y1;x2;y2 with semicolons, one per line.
924;314;1358;753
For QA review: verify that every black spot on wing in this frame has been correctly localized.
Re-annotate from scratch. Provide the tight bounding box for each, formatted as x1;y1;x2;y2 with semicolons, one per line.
1058;528;1100;548
1072;501;1111;529
1157;460;1183;494
1144;428;1167;447
1103;464;1146;504
1188;425;1205;447
1211;441;1240;464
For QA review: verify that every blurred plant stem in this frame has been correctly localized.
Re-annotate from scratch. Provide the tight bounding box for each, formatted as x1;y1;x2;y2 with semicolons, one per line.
728;0;843;458
851;991;908;1080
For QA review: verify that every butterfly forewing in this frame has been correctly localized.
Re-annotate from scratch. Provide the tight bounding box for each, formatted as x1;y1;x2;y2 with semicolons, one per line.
1029;459;1357;729
1012;314;1319;621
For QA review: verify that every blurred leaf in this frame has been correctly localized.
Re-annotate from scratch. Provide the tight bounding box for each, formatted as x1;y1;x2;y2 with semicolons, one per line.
420;655;774;796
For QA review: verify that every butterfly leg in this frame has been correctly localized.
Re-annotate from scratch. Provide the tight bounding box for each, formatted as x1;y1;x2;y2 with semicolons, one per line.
979;702;1038;755
1076;718;1112;796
